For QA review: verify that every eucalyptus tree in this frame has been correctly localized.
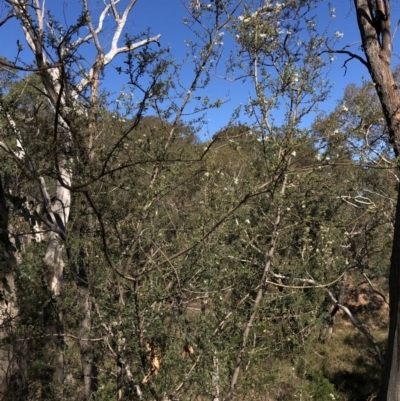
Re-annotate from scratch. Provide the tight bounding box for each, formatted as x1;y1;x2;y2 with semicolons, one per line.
0;1;163;399
348;1;400;399
0;0;244;399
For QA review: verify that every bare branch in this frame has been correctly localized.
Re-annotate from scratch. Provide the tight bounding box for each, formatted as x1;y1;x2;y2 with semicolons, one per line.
327;290;385;367
107;34;162;61
363;273;389;306
265;269;350;289
69;3;112;49
82;0;104;54
74;34;161;95
0;58;61;72
265;270;385;367
109;0;121;22
322;48;369;72
0;10;15;26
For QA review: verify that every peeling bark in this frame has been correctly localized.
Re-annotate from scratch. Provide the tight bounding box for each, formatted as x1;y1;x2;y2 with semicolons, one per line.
353;0;400;399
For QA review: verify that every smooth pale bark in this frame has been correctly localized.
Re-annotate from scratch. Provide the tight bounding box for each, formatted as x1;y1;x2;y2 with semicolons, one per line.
5;0;161;397
353;0;400;399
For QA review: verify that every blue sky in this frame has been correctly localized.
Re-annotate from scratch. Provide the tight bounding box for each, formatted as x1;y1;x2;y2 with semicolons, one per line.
1;0;400;139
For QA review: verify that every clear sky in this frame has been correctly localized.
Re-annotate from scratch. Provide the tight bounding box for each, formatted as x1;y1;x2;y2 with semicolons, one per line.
1;0;400;139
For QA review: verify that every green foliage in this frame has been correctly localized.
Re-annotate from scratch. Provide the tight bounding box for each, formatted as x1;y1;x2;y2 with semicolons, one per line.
0;1;395;400
304;371;338;400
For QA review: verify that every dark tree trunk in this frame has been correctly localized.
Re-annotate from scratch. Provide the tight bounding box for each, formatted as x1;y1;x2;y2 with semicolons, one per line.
0;178;26;399
353;0;400;399
379;186;400;400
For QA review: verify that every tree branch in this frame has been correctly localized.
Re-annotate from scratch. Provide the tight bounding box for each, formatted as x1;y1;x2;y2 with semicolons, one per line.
327;289;385;367
322;46;369;73
266;271;385;368
0;10;15;26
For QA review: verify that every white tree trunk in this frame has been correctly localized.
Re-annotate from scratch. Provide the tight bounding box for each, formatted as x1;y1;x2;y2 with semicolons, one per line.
5;1;161;396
